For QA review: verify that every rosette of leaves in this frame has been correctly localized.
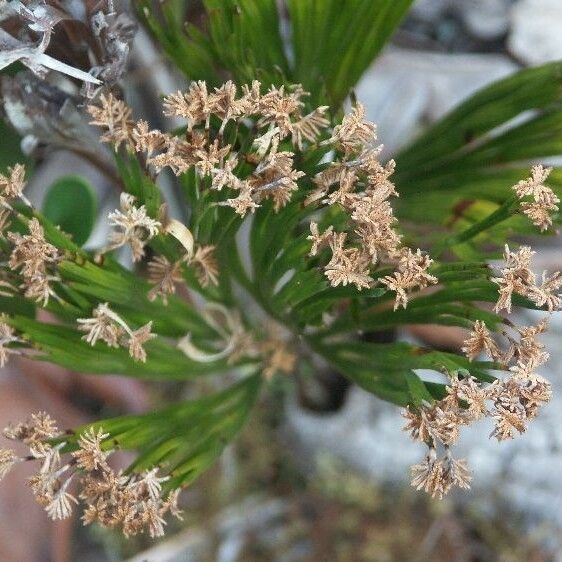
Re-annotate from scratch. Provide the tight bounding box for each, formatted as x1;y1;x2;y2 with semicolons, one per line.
0;76;558;515
0;0;561;535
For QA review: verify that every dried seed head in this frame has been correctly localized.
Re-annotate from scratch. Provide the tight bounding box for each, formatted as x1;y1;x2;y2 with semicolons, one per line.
107;193;161;262
190;245;219;287
492;245;561;313
147;255;184;303
462;320;501;362
381;249;438;310
1;412;183;537
7;218;60;306
0;319;22;367
0;449;18;481
127;322;155;363
329;103;376;154
78;304;155;363
72;428;111;472
0;163;27;207
87;93;134;149
512;165;559;231
78;303;124;347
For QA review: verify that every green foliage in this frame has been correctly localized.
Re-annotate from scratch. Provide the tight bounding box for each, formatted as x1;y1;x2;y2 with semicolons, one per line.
139;0;413;106
64;375;262;489
42;175;97;246
0;118;27;170
395;62;562;233
287;0;413;105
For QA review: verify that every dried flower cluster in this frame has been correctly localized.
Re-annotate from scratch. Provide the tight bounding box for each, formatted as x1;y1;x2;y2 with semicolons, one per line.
1;165;62;305
87;93;135;150
0;163;28;208
492;245;562;313
7;218;61;305
0;413;182;537
85;85;441;309
78;303;155;362
88;82;328;217
0;318;23;367
306;104;437;305
146;242;218;302
106;193;161;262
404;257;556;497
512;165;559;231
86;82;324;297
0;76;560;521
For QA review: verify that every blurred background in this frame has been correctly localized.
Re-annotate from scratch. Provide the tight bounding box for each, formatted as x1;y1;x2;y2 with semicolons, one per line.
1;0;562;560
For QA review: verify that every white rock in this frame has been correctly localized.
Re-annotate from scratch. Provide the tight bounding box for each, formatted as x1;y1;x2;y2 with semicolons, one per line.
509;0;562;64
356;48;517;156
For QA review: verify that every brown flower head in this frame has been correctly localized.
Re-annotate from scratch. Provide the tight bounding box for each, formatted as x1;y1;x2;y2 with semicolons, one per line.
88;93;134;149
72;428;111;472
461;320;501;362
329;103;376;154
147;255;184;303
0;163;28;208
513;165;559;231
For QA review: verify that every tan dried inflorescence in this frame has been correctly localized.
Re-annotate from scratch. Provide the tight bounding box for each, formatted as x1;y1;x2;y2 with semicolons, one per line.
0;165;64;308
0;163;28;208
8;218;61;305
404;297;553;498
147;255;184;303
106;193;161;262
512;165;559;231
492;245;561;313
86;82;327;292
306;103;437;304
87;93;135;150
1;415;182;537
77;302;155;363
0;318;23;367
88;82;326;219
86;85;438;308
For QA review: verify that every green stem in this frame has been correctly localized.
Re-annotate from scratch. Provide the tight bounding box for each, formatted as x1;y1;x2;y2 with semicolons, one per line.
432;196;518;258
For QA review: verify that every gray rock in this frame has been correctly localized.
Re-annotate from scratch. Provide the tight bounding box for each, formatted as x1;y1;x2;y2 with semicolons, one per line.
410;0;453;22
459;0;511;40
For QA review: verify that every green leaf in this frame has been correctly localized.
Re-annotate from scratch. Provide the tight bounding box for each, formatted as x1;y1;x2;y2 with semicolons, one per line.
0;118;28;170
288;0;414;106
0;295;35;318
7;316;231;379
293;285;386;325
139;0;289;88
64;375;262;489
58;260;214;338
42;176;97;246
404;371;435;405
309;339;494;406
140;0;413;107
395;62;562;227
